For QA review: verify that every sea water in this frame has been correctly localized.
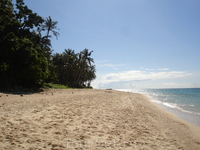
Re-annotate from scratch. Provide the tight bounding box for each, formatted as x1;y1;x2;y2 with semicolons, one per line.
116;88;200;127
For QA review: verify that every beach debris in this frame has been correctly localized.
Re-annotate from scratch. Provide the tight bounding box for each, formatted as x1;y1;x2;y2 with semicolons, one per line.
20;94;23;97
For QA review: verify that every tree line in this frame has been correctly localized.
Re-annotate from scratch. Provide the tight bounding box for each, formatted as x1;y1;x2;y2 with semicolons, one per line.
0;0;96;90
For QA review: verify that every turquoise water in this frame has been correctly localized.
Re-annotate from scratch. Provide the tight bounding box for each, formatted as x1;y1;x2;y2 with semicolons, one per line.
116;88;200;126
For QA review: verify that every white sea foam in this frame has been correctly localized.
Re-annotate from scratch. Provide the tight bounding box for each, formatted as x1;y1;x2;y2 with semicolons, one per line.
150;100;180;109
115;89;134;93
149;99;162;104
162;102;177;109
178;107;200;115
115;88;200;116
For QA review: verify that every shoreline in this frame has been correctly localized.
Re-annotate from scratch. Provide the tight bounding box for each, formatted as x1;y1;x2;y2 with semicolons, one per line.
0;89;200;149
155;102;200;127
116;88;200;127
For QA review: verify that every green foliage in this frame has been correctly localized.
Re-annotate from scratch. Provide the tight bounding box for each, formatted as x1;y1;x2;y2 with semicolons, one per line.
40;16;59;39
0;0;96;90
43;83;71;89
0;0;49;90
50;49;96;88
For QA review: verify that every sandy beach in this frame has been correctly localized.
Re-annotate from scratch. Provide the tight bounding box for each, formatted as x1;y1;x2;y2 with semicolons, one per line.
0;89;200;150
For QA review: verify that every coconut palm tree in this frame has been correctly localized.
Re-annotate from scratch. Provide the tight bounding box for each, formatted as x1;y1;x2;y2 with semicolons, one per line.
87;65;96;87
74;49;95;87
81;49;94;66
41;16;60;40
50;49;96;88
32;30;51;52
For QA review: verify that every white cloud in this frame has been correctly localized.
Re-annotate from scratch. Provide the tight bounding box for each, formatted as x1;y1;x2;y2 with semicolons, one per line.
145;68;169;71
92;65;195;89
100;70;192;84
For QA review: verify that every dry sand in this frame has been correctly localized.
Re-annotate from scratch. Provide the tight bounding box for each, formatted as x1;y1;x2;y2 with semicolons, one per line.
0;89;200;150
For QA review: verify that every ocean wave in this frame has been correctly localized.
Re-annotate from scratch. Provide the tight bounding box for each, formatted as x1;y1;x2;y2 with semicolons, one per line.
150;99;200;115
115;89;200;116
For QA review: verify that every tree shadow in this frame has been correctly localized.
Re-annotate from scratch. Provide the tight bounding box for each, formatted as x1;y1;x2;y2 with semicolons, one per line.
0;88;45;95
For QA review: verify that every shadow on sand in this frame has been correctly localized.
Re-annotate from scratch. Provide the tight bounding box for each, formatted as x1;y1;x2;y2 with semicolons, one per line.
0;88;45;95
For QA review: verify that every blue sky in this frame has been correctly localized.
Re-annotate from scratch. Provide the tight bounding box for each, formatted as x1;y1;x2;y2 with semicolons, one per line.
24;0;200;89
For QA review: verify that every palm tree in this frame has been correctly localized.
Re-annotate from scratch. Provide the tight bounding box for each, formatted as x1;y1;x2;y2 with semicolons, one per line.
32;30;51;52
63;49;77;86
74;49;95;87
86;65;96;87
81;49;94;66
51;53;66;84
50;49;96;88
40;16;60;40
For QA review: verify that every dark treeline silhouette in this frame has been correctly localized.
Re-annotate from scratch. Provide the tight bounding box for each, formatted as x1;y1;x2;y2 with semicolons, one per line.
0;0;96;90
51;49;96;88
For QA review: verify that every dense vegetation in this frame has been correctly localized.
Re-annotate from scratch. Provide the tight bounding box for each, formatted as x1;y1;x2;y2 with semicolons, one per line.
0;0;96;90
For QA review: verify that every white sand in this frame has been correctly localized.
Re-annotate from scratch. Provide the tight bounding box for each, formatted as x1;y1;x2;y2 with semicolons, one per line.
0;89;200;150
